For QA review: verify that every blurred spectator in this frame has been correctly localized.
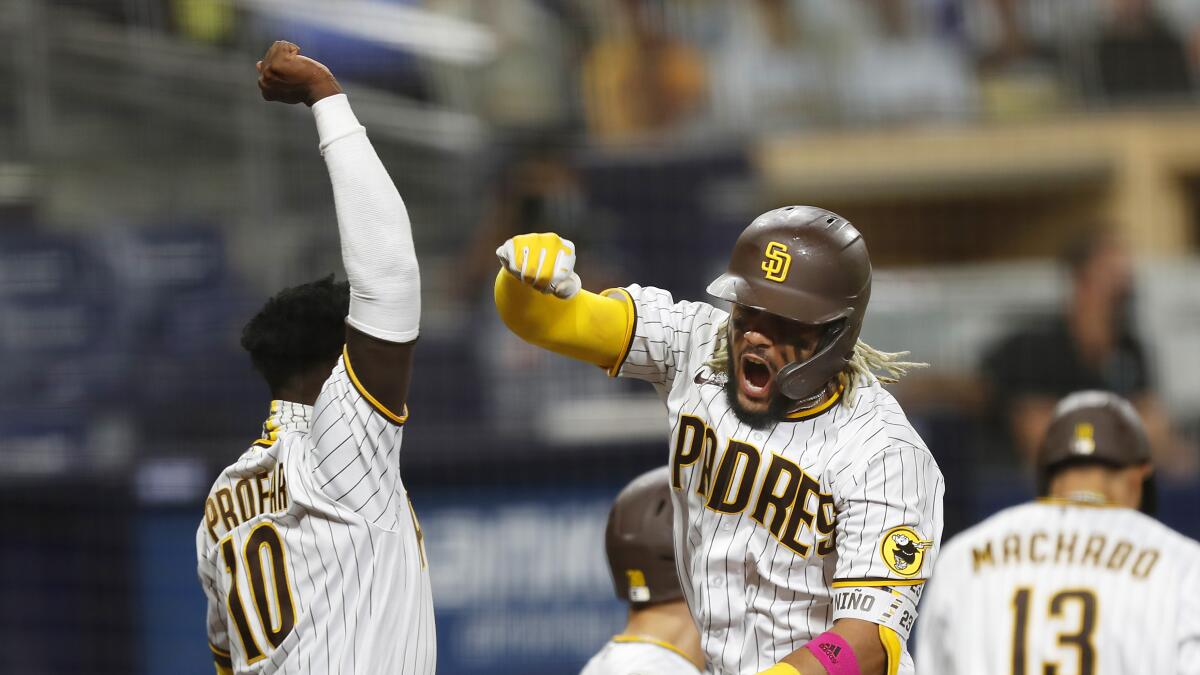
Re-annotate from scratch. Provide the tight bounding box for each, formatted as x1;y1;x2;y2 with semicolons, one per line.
965;2;1095;67
580;0;707;142
838;0;978;125
983;231;1196;478
457;140;594;302
427;0;584;132
170;0;235;44
457;141;627;436
1088;0;1194;103
969;0;1073;120
708;0;849;134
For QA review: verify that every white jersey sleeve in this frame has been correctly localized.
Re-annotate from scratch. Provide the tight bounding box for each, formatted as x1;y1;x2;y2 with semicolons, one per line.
608;284;723;395
830;441;944;641
833;444;943;581
309;350;409;527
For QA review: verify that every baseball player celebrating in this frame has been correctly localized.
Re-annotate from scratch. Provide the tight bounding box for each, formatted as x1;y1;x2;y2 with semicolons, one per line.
195;42;434;674
495;207;944;674
584;466;705;675
916;391;1200;675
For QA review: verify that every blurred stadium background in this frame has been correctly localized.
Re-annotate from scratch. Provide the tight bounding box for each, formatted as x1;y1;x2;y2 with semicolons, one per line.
1;0;1199;673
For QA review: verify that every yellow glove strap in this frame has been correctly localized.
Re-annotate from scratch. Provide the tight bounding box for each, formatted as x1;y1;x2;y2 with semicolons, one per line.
493;269;633;372
757;664;802;675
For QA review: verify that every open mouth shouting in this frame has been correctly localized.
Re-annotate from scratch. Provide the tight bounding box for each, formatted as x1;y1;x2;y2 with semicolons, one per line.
738;353;774;402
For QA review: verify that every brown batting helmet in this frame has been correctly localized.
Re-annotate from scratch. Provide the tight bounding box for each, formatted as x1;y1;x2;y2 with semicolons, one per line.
1036;391;1155;512
605;467;682;607
707;206;871;400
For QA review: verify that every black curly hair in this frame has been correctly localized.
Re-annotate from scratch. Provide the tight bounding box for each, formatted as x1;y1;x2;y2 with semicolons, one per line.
240;275;350;395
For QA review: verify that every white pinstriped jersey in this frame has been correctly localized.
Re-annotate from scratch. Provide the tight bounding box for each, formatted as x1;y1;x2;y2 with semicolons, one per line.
610;285;944;675
196;353;435;674
916;500;1200;675
580;636;704;675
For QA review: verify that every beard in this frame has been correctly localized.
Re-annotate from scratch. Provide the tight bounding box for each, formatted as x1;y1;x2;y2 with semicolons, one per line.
722;340;794;430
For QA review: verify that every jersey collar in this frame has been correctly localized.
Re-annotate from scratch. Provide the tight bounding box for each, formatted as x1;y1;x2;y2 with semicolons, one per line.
610;634;703;670
1036;493;1116;508
263;400;312;439
783;383;843;421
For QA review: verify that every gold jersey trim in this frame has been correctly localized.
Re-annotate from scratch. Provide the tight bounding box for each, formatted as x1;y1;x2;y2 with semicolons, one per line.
210;642;232;668
1036;495;1117;509
611;634;703;670
602;288;638;378
784;385;843;420
342;346;409;426
831;578;927;588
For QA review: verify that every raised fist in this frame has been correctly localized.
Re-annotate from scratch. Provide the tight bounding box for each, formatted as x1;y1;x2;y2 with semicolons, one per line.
256;40;342;106
496;232;581;299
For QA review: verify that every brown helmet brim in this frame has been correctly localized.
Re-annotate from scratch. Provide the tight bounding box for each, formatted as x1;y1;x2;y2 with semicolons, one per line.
707;272;856;325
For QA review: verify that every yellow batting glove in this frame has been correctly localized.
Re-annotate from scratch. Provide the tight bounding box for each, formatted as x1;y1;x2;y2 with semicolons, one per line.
757;665;801;675
496;232;581;298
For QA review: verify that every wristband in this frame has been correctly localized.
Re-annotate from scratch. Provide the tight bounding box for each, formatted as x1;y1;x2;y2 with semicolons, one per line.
802;630;861;675
830;583;921;641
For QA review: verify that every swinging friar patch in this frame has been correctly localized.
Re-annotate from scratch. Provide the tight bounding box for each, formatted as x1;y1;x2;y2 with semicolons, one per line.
880;526;932;577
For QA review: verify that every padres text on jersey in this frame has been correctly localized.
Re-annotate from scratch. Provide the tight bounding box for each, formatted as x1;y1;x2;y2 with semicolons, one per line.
610;285;945;675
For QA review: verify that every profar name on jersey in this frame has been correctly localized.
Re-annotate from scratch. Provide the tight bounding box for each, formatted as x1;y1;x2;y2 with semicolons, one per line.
203;461;290;543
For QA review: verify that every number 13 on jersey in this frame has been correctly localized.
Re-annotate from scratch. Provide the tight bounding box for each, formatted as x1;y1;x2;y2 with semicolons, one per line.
220;522;298;664
1011;586;1098;675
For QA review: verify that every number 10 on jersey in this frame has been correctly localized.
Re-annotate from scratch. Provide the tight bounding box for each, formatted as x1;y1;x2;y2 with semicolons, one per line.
220;522;298;663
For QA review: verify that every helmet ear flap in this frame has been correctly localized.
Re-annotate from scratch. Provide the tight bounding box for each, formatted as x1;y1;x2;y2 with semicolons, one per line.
777;362;806;400
777;319;850;401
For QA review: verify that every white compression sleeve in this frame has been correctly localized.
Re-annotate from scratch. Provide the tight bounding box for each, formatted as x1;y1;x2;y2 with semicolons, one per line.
313;93;420;343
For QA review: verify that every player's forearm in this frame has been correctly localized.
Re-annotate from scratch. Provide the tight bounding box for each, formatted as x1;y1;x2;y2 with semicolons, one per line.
764;620;890;675
314;93;420;343
493;268;632;370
